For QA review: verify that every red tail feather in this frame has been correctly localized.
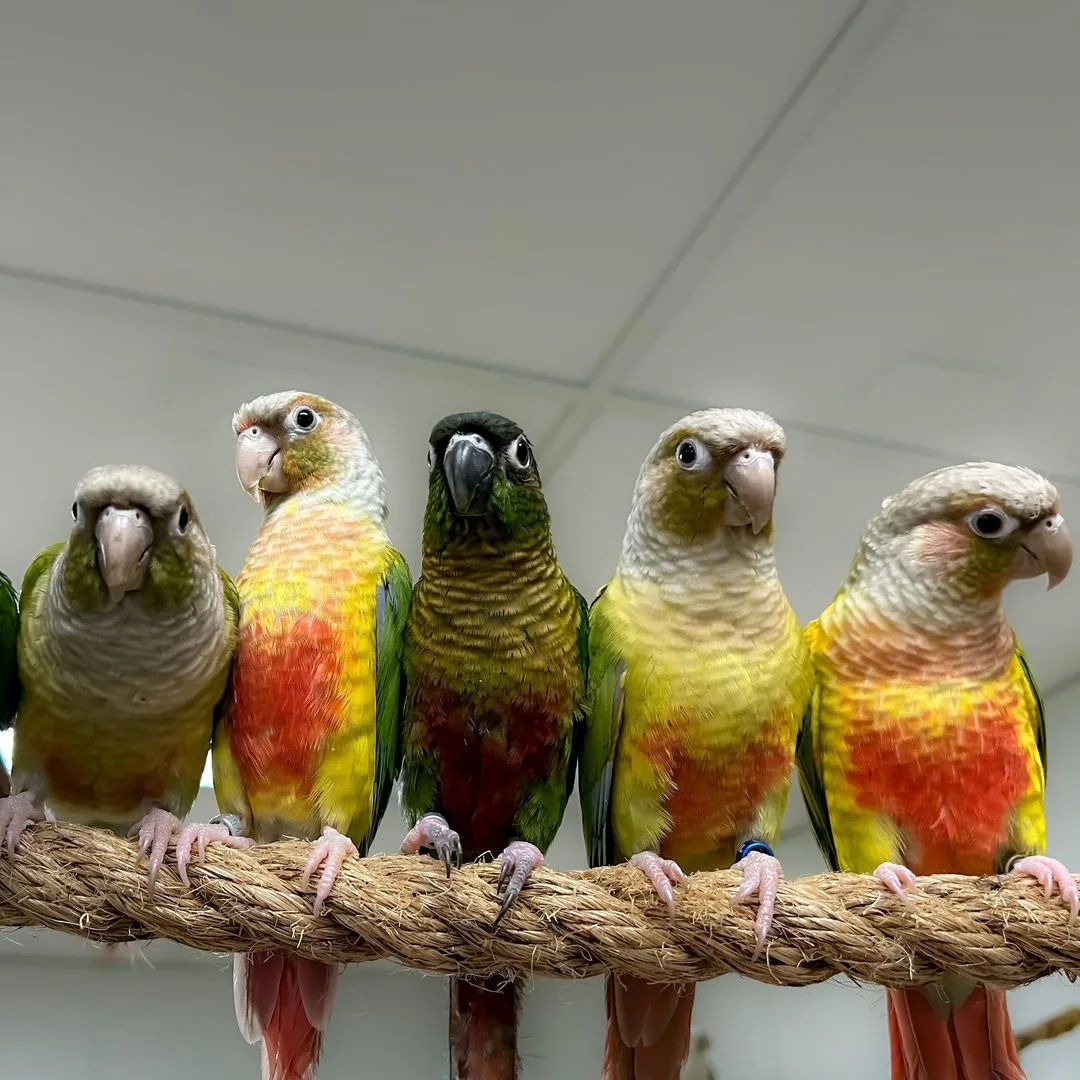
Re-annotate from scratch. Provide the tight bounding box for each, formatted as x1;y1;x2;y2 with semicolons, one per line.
888;986;1026;1080
449;975;519;1080
602;975;694;1080
235;951;338;1080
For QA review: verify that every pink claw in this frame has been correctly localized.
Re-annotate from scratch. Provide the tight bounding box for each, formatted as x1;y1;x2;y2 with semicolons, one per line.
175;822;254;886
1011;855;1079;920
129;808;181;893
873;861;918;903
733;850;784;955
629;851;687;913
493;841;544;928
302;826;359;916
0;791;45;856
400;813;462;877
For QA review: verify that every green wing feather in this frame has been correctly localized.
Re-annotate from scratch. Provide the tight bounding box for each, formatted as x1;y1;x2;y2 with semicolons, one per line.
1016;643;1046;779
795;686;839;872
367;549;411;854
0;570;20;730
578;585;628;869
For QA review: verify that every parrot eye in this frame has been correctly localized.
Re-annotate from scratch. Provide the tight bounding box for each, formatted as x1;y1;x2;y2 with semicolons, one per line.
675;438;709;471
291;406;319;431
176;506;190;534
71;501;78;521
965;507;1018;539
510;435;531;469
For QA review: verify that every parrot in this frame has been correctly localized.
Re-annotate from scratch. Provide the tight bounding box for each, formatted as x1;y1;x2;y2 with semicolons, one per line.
399;411;588;1080
797;461;1075;1080
175;391;410;1080
0;570;18;796
579;408;814;1080
0;465;238;879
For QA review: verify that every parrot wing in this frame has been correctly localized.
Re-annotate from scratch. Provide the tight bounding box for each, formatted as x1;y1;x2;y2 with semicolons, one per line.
796;619;840;872
209;567;250;823
563;584;591;801
1015;642;1046;779
0;570;20;730
579;585;627;869
11;543;65;718
366;548;411;854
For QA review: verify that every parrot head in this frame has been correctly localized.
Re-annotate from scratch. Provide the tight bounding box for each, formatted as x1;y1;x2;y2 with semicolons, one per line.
856;461;1072;599
64;465;214;609
630;408;786;545
424;412;548;548
232;391;387;519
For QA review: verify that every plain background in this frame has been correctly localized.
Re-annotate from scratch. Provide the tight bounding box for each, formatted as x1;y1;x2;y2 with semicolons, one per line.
2;1;1080;1076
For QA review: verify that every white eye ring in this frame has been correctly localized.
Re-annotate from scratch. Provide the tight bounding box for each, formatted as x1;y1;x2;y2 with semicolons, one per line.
509;435;531;469
675;438;710;471
427;444;436;472
289;405;320;432
965;507;1019;539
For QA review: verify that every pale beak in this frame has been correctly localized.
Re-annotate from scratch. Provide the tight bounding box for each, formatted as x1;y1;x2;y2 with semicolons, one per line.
96;506;154;603
236;427;289;500
723;448;776;534
1015;514;1073;589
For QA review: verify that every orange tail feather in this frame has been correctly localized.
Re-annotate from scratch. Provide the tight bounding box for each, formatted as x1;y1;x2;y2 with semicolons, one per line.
888;986;1026;1080
235;951;338;1080
602;975;694;1080
449;975;518;1080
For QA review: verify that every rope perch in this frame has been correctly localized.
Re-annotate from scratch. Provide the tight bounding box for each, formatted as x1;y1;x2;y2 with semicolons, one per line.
1;823;1078;990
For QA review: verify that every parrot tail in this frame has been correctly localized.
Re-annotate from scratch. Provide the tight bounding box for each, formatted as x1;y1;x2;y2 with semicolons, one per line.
234;950;338;1080
887;986;1026;1080
602;974;694;1080
449;974;519;1080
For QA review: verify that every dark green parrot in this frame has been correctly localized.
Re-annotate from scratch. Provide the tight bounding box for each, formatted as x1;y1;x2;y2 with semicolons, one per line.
400;411;588;1080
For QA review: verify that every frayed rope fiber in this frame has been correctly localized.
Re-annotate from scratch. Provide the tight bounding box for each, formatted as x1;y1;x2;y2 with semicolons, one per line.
0;823;1077;990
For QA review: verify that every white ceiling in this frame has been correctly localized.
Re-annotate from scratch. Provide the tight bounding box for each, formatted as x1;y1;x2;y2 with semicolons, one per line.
1;0;1080;951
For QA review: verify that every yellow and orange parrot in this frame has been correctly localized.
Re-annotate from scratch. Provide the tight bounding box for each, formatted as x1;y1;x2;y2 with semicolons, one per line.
580;409;813;1080
798;461;1075;1080
176;391;410;1080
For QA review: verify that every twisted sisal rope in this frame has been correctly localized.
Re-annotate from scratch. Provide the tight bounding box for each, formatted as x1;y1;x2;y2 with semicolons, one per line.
0;823;1077;989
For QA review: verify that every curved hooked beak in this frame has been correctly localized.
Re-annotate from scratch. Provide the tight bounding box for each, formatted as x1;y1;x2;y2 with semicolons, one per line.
96;506;154;603
444;433;495;516
722;448;776;534
1015;514;1073;589
236;427;289;501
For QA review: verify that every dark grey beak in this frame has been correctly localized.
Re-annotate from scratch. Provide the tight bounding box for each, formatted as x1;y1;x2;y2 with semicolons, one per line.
444;435;495;516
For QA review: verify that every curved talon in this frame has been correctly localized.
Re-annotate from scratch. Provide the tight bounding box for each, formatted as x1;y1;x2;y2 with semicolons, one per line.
873;861;918;904
493;841;544;929
401;814;462;877
1011;855;1079;920
733;850;783;956
174;822;254;887
129;808;181;893
0;792;45;857
629;851;687;914
303;827;359;916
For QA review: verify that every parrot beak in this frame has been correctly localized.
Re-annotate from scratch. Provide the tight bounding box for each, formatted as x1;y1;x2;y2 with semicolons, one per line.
443;433;495;516
236;427;289;500
722;448;776;534
1015;514;1073;589
95;506;154;603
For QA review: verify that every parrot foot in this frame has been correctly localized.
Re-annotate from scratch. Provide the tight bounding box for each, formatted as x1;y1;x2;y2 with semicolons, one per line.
493;841;544;928
872;861;918;903
401;813;462;877
0;791;45;855
733;850;784;955
174;822;254;887
1010;855;1079;919
629;851;687;913
302;826;359;916
130;807;182;893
